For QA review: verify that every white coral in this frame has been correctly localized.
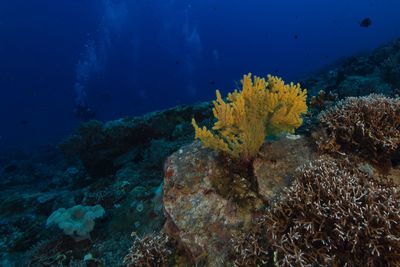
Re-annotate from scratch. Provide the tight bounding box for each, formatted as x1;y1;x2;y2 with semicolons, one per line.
46;204;105;240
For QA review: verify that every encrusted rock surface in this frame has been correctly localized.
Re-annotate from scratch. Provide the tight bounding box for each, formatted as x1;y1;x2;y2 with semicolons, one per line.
163;142;253;266
254;135;316;201
163;136;316;266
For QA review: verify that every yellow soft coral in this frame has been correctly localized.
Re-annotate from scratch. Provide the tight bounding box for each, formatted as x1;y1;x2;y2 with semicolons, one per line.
192;73;307;162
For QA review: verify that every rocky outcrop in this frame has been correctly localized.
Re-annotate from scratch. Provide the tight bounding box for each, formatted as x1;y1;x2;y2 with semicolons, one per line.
302;39;400;98
163;136;316;266
163;142;252;266
60;103;212;178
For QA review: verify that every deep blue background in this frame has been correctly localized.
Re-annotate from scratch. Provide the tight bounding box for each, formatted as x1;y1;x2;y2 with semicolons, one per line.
0;0;399;151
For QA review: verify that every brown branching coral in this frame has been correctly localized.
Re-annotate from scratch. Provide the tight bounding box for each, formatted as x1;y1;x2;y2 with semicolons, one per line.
317;94;400;168
26;239;77;267
230;157;400;266
124;232;174;267
229;226;271;267
266;158;400;266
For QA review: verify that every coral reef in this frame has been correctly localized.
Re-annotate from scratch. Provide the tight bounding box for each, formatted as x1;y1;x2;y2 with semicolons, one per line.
303;39;400;99
229;231;271;267
60;104;212;178
162;136;315;266
318;94;400;168
230;157;400;266
164;88;399;266
269;158;400;266
124;232;174;267
192;74;307;162
2;39;400;266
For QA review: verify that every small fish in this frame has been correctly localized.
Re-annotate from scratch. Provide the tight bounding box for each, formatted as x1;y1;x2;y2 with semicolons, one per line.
360;17;372;28
294;34;299;40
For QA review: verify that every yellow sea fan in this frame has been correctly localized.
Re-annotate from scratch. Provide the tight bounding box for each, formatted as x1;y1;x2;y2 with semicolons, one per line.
266;75;308;134
192;73;307;162
192;119;230;153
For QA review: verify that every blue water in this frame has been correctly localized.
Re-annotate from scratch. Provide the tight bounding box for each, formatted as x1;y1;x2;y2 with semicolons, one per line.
0;0;399;151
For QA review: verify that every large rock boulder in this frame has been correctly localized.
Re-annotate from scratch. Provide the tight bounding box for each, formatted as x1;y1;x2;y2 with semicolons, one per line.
163;136;316;266
163;142;255;266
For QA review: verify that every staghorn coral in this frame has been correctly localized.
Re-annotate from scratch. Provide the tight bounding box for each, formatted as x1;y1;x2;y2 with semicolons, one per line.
26;239;72;267
192;73;307;162
229;230;271;267
267;158;400;266
124;232;174;267
231;157;400;266
318;94;400;168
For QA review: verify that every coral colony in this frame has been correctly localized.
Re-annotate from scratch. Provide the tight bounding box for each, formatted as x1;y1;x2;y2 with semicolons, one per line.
124;72;399;266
